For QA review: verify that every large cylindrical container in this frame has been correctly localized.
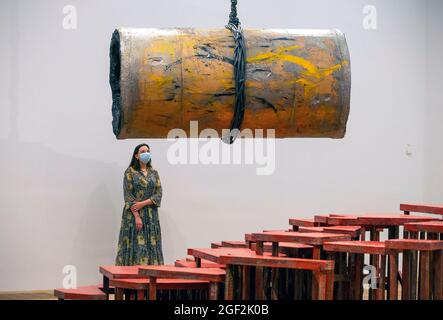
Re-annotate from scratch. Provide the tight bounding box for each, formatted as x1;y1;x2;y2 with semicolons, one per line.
110;28;351;139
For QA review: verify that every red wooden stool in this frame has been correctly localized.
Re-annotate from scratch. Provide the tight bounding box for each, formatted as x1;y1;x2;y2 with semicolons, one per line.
138;266;226;300
404;221;443;240
400;203;443;217
175;258;225;269
251;231;350;299
386;239;443;300
221;241;249;248
251;231;351;259
299;226;362;240
289;218;319;231
323;241;389;300
219;254;335;300
109;278;210;300
99;265;144;299
54;285;106;300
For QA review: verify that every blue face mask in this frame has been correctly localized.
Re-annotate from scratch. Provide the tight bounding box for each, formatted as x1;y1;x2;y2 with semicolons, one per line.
139;152;151;164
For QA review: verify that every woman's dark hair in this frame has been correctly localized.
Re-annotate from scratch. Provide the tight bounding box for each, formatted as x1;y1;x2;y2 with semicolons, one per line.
129;143;152;171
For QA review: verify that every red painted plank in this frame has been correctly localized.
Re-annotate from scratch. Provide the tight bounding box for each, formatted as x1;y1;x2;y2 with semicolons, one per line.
174;259;225;269
54;285;106;300
297;225;362;238
288;218;317;227
221;241;248;248
211;242;222;248
386;239;443;251
404;221;443;233
327;216;361;226
324;226;361;237
323;241;386;255
298;226;325;233
357;214;438;226
218;254;334;271
188;247;286;264
138;266;226;282
110;278;210;290
99;265;144;280
251;242;312;250
314;215;330;224
400;203;443;215
251;232;351;246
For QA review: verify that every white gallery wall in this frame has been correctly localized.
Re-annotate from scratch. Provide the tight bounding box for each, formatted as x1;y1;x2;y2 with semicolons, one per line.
424;0;443;202
0;0;440;291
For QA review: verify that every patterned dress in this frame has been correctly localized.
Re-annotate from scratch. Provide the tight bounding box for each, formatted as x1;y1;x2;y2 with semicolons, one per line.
115;166;164;266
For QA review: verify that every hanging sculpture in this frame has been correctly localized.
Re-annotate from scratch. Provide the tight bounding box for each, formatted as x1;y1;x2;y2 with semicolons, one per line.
110;1;351;143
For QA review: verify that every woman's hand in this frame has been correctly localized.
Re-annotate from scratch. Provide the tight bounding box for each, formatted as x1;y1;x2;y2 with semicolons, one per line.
131;201;145;212
135;216;143;232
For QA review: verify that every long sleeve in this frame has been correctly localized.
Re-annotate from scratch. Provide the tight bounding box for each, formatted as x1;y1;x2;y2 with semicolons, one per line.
150;170;163;207
123;168;136;211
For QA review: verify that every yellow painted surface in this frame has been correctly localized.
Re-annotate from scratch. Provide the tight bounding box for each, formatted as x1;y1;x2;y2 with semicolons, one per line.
117;28;350;139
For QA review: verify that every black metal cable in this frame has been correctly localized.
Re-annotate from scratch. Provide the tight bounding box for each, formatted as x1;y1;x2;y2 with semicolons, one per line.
224;0;247;144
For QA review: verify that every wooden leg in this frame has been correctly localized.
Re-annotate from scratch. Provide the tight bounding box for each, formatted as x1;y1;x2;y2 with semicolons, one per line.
271;242;279;257
368;227;378;300
352;253;363;300
149;277;157;300
434;250;443;300
336;252;347;300
312;246;321;259
428;233;438;240
419;251;430;300
387;226;399;300
224;265;234;300
115;287;124;300
311;247;322;299
270;268;279;300
373;230;380;295
389;252;399;300
370;226;378;241
241;266;250;300
255;267;265;300
255;242;264;255
314;271;327;300
293;270;303;300
209;282;219;300
326;270;335;300
137;290;145;300
360;227;366;241
404;230;409;240
402;250;411;300
376;255;386;300
368;254;375;300
410;232;419;300
102;276;110;300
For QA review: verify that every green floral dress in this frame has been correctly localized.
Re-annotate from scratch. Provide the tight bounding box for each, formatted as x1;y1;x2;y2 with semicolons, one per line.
115;166;164;266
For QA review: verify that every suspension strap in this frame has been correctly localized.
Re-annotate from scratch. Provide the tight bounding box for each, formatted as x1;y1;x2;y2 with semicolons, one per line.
224;0;247;144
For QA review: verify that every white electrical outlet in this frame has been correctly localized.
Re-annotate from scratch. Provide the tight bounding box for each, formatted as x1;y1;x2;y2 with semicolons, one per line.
406;144;413;156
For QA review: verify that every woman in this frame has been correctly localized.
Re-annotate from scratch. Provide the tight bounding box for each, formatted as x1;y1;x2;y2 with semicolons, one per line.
115;143;164;266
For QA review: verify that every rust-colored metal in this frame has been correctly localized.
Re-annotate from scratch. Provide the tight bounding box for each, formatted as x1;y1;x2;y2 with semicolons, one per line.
110;28;351;139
